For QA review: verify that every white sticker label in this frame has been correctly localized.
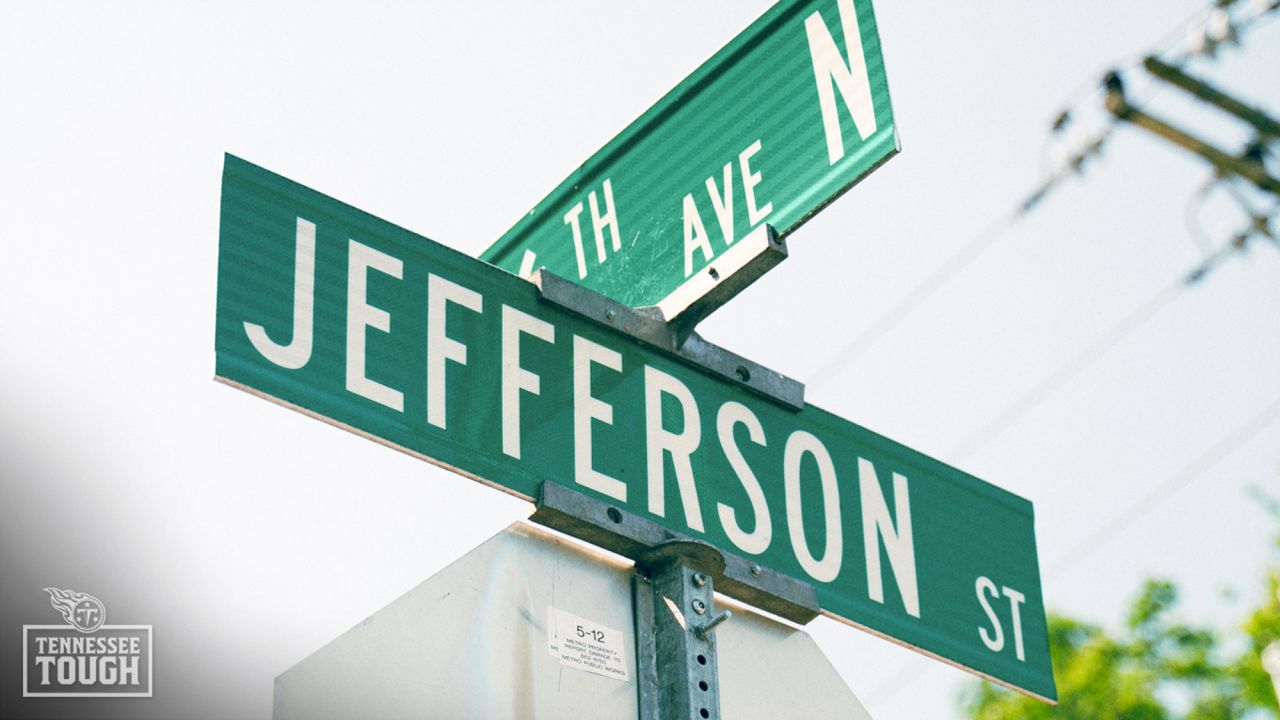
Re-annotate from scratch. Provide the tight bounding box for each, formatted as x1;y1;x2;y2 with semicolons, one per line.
546;605;629;682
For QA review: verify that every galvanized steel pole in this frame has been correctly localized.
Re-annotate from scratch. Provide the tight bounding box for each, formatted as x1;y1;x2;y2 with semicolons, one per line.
633;542;732;720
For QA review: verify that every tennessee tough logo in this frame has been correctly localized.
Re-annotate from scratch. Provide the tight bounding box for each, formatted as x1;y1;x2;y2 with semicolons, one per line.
22;588;153;697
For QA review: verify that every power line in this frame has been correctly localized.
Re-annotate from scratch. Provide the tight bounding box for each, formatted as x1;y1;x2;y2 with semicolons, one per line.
808;210;1017;390
809;1;1278;393
1183;177;1219;256
807;132;1108;390
947;277;1185;461
848;187;1275;720
858;393;1280;709
851;1;1279;711
945;203;1277;462
1035;0;1223;137
1186;198;1278;281
1046;393;1280;576
857;656;933;709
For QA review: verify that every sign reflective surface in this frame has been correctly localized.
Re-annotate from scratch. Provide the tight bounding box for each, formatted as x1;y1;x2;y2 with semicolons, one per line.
215;156;1054;701
481;0;898;309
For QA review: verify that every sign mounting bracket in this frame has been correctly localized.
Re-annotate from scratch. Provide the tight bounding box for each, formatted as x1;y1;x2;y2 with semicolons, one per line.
530;481;819;720
530;235;804;412
641;224;789;346
529;481;819;625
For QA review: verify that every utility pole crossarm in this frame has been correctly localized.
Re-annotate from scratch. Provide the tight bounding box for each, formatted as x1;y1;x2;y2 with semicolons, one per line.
1142;56;1280;140
1104;79;1280;197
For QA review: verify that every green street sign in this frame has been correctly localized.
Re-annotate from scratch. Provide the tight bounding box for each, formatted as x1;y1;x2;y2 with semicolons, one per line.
480;0;898;310
215;156;1055;703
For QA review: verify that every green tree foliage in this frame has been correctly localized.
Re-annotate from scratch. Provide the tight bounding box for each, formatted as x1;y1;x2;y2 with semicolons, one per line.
963;565;1280;719
1237;567;1280;712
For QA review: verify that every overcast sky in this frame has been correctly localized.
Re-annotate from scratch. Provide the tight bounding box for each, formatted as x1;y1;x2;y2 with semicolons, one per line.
2;2;1278;718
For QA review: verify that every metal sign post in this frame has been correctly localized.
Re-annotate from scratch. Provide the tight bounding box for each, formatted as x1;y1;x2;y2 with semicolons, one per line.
530;482;820;719
634;547;728;720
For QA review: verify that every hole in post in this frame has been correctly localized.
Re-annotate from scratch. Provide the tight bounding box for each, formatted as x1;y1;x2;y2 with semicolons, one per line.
700;709;710;718
734;366;750;382
606;507;622;524
699;680;709;691
696;654;707;665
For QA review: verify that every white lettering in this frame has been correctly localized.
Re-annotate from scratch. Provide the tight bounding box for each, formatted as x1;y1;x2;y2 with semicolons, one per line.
573;335;626;500
119;655;139;685
501;305;555;459
245;217;315;369
563;180;621;278
427;274;483;429
57;656;74;684
100;656;117;685
682;193;713;277
518;249;538;278
975;579;1028;661
976;576;1005;653
716;402;771;555
78;654;98;684
35;656;53;685
644;366;705;532
345;239;404;411
784;431;842;582
859;458;920;617
1003;586;1027;662
564;202;588;279
589;179;621;260
705;163;735;246
738;140;773;226
804;0;877;164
